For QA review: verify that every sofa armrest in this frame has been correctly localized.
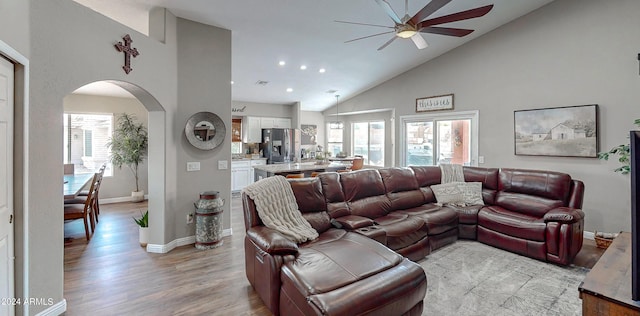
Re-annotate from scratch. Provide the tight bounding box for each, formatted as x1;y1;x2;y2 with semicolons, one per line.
333;215;375;230
543;207;585;224
246;226;299;255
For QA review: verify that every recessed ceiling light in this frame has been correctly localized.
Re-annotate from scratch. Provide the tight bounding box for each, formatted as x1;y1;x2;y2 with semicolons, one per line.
319;68;326;73
286;88;293;92
278;61;286;66
300;65;307;70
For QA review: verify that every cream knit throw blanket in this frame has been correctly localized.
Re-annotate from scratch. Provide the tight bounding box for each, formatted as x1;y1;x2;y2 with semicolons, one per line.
242;176;318;243
440;163;464;183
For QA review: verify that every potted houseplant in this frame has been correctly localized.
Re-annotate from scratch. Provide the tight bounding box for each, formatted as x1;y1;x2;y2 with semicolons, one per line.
133;210;149;247
107;113;148;202
134;210;149;247
598;119;640;174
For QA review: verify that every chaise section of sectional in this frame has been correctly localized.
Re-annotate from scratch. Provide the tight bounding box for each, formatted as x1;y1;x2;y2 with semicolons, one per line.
242;177;428;315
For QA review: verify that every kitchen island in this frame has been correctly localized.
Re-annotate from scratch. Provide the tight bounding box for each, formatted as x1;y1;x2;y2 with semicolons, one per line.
252;162;347;180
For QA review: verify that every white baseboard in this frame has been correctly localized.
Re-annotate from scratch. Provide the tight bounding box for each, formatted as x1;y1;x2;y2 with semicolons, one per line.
100;194;149;204
146;228;233;253
583;230;595;240
35;299;66;316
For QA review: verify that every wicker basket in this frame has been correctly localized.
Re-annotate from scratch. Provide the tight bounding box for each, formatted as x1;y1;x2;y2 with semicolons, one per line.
594;231;615;249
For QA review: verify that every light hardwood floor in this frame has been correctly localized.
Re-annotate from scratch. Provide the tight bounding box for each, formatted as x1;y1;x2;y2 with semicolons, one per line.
63;196;604;315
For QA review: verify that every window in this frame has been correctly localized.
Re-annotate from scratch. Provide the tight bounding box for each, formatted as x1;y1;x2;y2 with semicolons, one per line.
352;121;385;166
64;113;113;176
231;118;243;154
327;122;343;156
400;111;479;167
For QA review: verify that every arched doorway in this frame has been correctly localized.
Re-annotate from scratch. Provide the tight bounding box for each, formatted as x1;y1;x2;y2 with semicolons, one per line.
63;80;166;246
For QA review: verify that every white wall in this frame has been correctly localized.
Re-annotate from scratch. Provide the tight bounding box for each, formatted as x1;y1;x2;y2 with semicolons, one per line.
63;93;149;199
231;100;293;118
328;0;640;233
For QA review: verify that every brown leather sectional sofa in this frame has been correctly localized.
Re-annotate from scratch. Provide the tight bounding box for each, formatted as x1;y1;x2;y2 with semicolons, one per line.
242;166;585;315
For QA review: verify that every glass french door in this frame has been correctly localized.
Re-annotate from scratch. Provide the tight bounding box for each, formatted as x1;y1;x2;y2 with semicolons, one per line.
352;121;384;166
401;111;478;166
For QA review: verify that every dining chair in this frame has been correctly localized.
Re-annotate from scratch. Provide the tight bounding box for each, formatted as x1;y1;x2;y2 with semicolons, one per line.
64;173;98;241
286;173;305;178
64;163;75;175
68;164;106;221
351;156;364;171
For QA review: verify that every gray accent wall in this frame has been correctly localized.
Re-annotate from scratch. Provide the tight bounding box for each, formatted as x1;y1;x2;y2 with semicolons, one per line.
324;0;640;233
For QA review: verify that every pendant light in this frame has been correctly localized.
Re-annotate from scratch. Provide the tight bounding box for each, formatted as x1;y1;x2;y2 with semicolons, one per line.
331;94;343;129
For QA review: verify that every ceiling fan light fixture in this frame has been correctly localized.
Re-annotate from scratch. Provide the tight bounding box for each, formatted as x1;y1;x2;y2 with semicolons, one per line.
396;29;417;38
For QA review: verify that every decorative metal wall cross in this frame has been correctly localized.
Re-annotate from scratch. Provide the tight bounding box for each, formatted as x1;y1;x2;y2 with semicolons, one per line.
114;34;140;74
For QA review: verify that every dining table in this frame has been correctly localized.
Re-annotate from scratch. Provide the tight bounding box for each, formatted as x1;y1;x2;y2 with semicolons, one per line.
63;173;94;199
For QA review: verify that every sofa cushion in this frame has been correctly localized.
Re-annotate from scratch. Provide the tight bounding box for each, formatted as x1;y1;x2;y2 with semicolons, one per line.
400;206;459;236
291;231;403;294
478;206;547;242
499;168;572;204
373;213;429;250
290;178;331;233
341;170;392;218
318;172;350;218
494;192;564;218
379;167;426;211
445;204;483;225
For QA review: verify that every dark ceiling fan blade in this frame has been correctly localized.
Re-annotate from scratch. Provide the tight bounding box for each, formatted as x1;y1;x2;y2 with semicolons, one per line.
409;0;453;25
377;36;398;51
411;33;428;49
334;20;394;29
374;0;402;24
418;5;494;28
345;31;395;43
419;26;474;37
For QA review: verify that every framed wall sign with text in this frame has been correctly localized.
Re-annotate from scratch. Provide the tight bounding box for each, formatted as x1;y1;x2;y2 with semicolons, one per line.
416;94;454;112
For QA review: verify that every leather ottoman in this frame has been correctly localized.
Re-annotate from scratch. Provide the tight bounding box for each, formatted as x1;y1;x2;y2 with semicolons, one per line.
279;230;427;315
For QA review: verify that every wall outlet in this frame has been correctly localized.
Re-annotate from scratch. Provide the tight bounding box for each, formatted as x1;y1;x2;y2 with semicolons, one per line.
478;156;485;164
187;213;194;224
218;160;228;170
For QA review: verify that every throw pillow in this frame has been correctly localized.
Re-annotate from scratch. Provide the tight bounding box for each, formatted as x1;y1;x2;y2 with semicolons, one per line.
457;182;485;206
431;182;465;206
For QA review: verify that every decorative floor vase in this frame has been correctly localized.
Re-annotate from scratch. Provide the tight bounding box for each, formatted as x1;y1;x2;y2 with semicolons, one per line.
195;191;224;250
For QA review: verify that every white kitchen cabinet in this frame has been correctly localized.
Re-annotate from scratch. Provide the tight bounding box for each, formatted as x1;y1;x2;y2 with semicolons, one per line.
275;118;291;128
242;116;262;143
231;160;251;191
260;117;291;129
260;117;276;129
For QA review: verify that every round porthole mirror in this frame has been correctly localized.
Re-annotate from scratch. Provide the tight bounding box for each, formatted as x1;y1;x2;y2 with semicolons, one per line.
185;112;226;150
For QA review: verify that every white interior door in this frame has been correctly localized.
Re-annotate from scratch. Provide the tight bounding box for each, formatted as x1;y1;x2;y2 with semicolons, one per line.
0;55;15;316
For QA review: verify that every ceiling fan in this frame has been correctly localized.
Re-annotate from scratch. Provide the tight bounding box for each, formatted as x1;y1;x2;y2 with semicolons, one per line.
337;0;494;51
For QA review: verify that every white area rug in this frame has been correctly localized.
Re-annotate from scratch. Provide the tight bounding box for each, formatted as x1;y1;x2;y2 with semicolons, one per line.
419;241;588;316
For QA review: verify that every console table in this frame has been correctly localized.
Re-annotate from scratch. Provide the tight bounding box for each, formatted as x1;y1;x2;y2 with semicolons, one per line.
579;232;640;315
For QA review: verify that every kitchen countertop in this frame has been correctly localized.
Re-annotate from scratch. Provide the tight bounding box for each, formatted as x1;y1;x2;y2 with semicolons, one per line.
252;162;345;173
231;157;267;161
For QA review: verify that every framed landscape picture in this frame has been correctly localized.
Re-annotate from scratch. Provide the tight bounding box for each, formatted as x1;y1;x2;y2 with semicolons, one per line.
514;104;598;157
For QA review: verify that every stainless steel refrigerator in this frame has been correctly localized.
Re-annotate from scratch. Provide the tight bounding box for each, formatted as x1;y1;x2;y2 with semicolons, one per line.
261;128;300;164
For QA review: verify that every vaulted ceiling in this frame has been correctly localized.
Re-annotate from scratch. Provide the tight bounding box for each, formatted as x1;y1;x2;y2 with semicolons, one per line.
73;0;554;111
